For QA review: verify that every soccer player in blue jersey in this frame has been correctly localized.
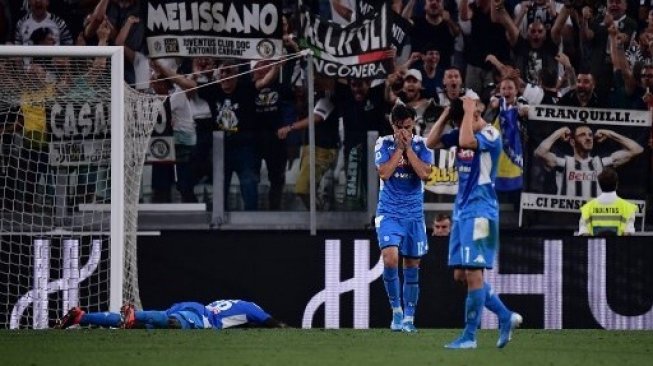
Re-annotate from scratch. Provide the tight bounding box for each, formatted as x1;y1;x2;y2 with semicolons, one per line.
375;102;433;333
56;299;286;329
426;97;522;349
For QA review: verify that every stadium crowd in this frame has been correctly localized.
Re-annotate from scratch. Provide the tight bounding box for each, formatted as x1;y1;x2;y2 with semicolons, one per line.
0;0;652;224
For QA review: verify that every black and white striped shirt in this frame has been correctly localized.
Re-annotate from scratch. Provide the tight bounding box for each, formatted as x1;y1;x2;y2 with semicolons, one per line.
555;155;613;197
14;12;73;45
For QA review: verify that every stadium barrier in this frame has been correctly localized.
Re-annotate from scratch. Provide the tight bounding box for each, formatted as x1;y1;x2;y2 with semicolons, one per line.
135;231;653;330
4;231;651;329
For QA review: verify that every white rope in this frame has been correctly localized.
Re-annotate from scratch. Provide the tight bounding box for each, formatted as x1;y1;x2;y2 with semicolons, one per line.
132;50;308;98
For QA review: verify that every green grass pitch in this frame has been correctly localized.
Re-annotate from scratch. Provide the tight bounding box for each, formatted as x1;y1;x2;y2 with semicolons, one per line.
1;329;652;366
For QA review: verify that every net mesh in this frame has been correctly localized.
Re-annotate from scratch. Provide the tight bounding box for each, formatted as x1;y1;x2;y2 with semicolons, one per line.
0;54;160;328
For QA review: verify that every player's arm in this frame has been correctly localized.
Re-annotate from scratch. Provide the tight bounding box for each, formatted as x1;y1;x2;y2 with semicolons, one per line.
459;97;478;149
425;106;449;149
596;129;644;167
534;126;570;169
403;133;433;181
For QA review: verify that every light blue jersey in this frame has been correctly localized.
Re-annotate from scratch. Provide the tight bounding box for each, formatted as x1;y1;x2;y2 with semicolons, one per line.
375;135;433;218
166;300;271;329
442;125;502;269
204;299;271;329
442;126;501;221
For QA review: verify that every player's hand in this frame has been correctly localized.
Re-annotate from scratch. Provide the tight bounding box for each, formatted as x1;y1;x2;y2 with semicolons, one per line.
557;126;571;141
400;129;413;149
394;131;405;150
595;129;610;143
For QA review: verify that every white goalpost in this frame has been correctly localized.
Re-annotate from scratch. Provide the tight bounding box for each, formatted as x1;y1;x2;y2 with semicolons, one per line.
0;46;161;328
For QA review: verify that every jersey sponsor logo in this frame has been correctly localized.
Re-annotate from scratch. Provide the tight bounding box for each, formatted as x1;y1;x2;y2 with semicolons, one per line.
393;172;413;179
457;149;474;162
567;170;598;182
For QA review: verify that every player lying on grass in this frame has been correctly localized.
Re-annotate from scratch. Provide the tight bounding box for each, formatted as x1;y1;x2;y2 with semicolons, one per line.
56;299;287;329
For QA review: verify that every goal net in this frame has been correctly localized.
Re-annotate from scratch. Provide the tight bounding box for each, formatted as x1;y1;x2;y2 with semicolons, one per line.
0;46;160;329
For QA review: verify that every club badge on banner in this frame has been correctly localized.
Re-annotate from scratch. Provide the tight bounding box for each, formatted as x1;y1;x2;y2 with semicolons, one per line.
299;2;393;79
145;0;283;59
521;104;651;219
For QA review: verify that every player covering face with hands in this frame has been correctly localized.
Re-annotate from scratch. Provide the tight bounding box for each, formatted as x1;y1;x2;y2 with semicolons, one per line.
374;102;433;333
426;97;522;349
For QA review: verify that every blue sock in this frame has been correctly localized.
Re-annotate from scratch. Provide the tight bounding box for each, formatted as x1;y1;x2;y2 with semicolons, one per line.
463;288;485;340
484;282;511;321
135;311;169;328
383;267;401;309
80;312;121;327
402;267;419;318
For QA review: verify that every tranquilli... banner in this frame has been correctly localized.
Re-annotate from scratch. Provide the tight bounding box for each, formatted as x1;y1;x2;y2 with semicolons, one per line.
524;105;651;207
299;2;393;79
145;0;282;59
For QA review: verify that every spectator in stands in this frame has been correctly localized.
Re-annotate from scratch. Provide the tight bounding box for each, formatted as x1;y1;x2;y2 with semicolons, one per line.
436;67;479;107
505;18;561;86
558;73;601;107
146;57;217;203
86;0;146;87
631;63;653;109
149;60;197;203
14;0;73;46
335;78;390;209
280;13;304;168
513;0;562;37
431;212;452;236
113;13;149;89
408;0;460;69
459;0;513;94
582;0;637;100
251;59;286;210
386;69;432;135
186;57;217;200
13;60;55;211
198;60;278;210
406;43;445;99
277;77;340;210
486;78;528;209
578;167;637;236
